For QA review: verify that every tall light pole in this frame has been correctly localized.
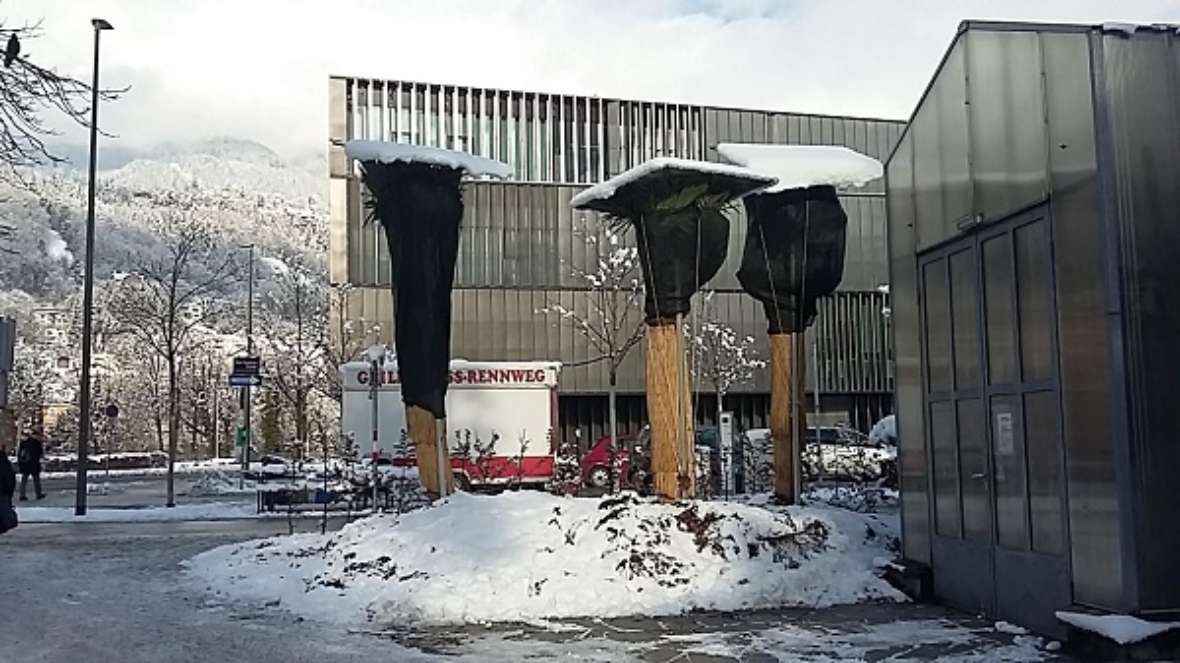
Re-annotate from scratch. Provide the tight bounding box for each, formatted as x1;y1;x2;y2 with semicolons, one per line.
75;18;113;517
238;244;255;488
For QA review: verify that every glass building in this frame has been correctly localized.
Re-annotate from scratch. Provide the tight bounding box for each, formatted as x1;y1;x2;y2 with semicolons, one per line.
888;21;1180;637
328;78;904;443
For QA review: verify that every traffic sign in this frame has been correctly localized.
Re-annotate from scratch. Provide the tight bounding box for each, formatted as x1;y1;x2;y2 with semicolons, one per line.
229;374;263;387
232;356;261;376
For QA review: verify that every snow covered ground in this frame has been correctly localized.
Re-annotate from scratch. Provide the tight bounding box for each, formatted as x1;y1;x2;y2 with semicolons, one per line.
3;518;1072;662
40;458;240;480
1056;611;1180;645
185;491;905;626
17;501;342;523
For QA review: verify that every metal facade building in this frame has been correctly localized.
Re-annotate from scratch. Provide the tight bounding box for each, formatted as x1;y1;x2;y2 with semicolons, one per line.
329;77;904;441
887;21;1180;636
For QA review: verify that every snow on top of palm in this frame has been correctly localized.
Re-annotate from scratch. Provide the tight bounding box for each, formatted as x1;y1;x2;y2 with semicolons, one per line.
344;141;512;179
716;144;883;192
183;491;904;625
569;157;776;209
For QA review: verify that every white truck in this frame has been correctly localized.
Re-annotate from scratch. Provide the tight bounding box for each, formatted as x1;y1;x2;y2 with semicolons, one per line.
339;359;561;488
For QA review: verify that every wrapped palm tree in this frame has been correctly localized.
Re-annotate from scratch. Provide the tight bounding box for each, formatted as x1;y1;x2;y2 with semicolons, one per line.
345;141;510;496
571;158;774;499
718;144;882;503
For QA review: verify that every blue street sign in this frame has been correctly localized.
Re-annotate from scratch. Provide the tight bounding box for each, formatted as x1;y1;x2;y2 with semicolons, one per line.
229;374;262;387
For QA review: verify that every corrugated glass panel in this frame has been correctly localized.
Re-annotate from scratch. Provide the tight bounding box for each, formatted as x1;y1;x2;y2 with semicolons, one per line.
1025;389;1063;555
1015;218;1053;382
983;233;1016;385
931;400;960;538
950;248;981;391
912;100;944;249
922;259;951;392
967;31;1049;220
938;44;971;231
958;397;989;542
991;394;1028;550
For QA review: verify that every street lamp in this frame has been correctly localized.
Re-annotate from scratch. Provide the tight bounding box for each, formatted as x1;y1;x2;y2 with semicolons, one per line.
75;17;113;517
238;244;255;489
366;344;386;511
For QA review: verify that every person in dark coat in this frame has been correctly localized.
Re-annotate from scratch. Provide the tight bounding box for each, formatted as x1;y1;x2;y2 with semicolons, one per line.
1;444;17;534
17;431;45;501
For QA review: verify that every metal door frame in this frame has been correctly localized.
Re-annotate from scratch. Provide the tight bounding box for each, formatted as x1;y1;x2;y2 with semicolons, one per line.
920;235;995;615
918;203;1071;633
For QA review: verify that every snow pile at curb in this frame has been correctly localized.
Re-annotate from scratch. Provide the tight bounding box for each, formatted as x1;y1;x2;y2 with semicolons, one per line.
1056;611;1180;645
20;502;261;523
184;491;904;625
185;470;254;496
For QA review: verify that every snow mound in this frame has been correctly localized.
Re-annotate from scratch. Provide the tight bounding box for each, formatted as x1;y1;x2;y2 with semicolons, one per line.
184;491;904;625
1056;611;1180;645
186;470;254;497
869;414;898;446
717;143;883;192
344;140;511;179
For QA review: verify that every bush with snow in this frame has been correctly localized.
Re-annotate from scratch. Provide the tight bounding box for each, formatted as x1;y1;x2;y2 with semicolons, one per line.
184;491;904;625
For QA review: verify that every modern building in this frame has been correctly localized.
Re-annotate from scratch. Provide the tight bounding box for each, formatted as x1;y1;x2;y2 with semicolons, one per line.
328;78;904;443
887;21;1180;638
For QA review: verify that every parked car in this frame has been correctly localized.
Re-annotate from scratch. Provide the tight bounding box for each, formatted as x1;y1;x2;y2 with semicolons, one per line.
243;455;294;480
740;425;898;488
581;426;728;495
803;426;897;485
580;432;642;489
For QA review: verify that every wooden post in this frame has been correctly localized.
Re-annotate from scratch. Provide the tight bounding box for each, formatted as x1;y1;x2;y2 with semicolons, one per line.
407;404;453;496
770;333;795;503
676;316;696;497
791;332;807;504
647;321;694;500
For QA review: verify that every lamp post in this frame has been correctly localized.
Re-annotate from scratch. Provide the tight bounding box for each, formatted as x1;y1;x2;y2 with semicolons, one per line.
75;18;113;517
366;344;386;511
238;244;254;489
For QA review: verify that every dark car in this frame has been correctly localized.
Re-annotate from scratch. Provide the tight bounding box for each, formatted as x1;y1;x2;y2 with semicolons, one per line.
243;455;294;481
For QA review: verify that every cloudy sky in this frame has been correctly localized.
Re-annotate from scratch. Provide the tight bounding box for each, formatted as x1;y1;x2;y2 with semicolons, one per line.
14;0;1180;159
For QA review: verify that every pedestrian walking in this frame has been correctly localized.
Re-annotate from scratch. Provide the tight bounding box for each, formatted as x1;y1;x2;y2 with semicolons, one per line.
0;444;17;534
17;429;45;501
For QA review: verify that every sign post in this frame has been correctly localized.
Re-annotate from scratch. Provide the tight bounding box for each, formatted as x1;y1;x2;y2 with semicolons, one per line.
719;411;734;500
230;357;262;488
366;345;386;512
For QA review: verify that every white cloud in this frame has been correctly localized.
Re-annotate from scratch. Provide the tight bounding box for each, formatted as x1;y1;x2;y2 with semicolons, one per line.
15;0;1180;159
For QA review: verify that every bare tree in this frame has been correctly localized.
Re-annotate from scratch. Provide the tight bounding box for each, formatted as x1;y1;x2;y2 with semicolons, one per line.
0;18;125;183
258;254;329;462
108;219;235;506
538;222;644;492
322;283;379;402
687;291;765;494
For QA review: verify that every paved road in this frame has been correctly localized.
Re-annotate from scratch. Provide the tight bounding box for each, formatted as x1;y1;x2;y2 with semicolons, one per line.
31;474;238;509
1;520;1072;662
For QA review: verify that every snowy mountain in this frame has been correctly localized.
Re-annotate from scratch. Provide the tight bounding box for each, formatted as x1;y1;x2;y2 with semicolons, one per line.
104;138;324;201
0;139;328;425
0;138;325;306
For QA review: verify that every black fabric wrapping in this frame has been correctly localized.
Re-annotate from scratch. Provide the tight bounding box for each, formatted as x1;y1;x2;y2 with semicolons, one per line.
359;160;463;419
737;185;847;334
634;205;729;323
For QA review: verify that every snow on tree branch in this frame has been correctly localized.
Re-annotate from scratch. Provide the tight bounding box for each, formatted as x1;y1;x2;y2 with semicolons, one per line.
687;291;765;396
537;220;644;379
0;18;127;185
